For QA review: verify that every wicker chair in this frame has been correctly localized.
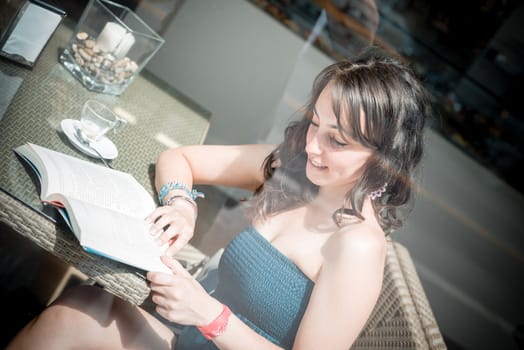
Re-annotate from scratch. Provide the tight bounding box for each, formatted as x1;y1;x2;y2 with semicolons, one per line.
195;240;447;350
351;240;446;349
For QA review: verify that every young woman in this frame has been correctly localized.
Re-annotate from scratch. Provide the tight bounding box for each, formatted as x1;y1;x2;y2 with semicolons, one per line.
7;47;431;350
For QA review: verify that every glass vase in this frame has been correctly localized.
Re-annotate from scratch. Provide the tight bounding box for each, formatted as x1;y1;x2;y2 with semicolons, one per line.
59;0;165;95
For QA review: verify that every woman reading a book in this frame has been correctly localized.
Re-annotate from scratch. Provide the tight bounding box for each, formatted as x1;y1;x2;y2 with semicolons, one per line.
7;47;431;350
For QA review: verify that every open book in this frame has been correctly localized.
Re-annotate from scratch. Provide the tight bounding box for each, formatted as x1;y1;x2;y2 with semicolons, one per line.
14;143;171;273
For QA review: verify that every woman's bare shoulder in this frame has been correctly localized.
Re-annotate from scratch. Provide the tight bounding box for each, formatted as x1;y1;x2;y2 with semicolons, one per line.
322;222;386;266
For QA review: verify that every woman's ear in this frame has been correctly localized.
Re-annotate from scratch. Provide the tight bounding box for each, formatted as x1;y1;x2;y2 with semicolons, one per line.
271;159;282;168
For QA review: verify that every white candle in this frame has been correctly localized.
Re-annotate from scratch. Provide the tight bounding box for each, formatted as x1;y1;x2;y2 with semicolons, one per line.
95;22;135;57
114;31;135;58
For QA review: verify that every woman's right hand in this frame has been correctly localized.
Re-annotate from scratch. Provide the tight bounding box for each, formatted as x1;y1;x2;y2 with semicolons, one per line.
146;199;196;256
148;255;224;326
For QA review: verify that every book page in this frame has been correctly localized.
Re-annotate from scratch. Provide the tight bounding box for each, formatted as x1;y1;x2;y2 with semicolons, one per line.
64;196;171;273
19;143;156;219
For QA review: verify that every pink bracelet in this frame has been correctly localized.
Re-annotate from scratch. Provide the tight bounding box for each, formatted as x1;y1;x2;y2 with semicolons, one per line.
197;304;232;340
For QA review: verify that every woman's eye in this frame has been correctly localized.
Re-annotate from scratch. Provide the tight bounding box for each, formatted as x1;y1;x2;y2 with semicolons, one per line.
329;136;348;147
310;120;319;127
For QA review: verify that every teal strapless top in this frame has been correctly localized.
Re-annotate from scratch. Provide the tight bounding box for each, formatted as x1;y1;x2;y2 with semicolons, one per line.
175;225;315;349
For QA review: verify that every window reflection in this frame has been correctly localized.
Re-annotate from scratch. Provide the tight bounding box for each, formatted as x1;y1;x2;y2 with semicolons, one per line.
249;0;523;194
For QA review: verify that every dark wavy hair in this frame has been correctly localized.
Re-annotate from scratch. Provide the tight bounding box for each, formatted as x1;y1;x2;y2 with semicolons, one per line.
251;47;432;234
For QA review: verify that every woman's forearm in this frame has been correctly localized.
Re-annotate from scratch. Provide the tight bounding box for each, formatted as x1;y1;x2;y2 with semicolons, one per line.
209;313;284;350
155;147;195;204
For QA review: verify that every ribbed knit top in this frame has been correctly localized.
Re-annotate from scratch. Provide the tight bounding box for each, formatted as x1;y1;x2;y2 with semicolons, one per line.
175;225;315;350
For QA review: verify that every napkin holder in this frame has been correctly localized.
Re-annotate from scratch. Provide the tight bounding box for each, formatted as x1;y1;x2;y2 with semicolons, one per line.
0;0;65;68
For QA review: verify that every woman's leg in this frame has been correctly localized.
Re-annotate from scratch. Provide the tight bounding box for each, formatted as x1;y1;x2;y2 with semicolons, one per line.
6;285;176;350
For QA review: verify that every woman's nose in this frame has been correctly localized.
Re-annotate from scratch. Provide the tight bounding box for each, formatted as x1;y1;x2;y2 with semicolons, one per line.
306;128;322;155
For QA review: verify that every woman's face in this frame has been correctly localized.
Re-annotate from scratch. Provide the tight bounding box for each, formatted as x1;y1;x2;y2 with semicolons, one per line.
305;84;372;191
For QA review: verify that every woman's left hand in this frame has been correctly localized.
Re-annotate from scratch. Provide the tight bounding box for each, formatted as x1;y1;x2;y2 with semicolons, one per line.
147;255;223;326
146;201;196;256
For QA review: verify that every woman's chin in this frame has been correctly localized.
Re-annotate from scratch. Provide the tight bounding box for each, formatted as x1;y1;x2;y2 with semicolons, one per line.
306;164;328;185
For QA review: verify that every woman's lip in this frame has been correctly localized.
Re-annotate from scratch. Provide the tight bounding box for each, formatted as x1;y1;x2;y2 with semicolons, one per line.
309;158;327;169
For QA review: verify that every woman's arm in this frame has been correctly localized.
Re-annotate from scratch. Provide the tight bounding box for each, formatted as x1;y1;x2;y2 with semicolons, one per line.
155;144;276;194
148;144;275;255
149;256;286;350
292;225;386;350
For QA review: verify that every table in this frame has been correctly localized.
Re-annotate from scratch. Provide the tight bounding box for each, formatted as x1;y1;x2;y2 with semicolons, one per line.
0;21;211;306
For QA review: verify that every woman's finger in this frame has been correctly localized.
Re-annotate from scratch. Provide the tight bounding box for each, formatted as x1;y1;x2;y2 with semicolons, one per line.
157;224;183;245
148;210;194;237
164;235;190;257
155;305;171;321
145;205;173;223
147;270;176;285
161;255;192;277
149;214;176;236
151;291;166;306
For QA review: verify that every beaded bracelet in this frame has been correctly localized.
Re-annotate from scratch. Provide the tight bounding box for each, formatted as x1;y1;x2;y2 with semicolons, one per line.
165;194;198;219
158;181;205;205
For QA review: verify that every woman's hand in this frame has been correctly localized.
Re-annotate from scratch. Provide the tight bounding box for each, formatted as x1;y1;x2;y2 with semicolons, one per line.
146;199;196;256
147;256;223;326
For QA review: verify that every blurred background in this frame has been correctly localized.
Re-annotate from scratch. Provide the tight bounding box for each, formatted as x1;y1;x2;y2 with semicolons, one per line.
3;0;524;349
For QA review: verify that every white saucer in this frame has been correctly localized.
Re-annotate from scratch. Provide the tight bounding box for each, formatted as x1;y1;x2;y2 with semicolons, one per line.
61;119;118;160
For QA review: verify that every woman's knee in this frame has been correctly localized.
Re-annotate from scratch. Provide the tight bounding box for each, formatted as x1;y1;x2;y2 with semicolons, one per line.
21;285;175;348
48;284;118;327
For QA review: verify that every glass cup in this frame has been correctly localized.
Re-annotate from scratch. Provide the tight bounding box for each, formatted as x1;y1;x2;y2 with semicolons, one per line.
79;100;126;142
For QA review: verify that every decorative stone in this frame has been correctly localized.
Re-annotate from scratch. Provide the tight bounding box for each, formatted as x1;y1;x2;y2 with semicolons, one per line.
127;60;138;72
68;31;140;88
78;48;92;62
84;39;95;49
101;59;112;70
74;56;84;66
76;32;89;41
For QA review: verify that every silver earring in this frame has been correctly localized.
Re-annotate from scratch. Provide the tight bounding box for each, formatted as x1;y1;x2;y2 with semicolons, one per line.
370;183;387;200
